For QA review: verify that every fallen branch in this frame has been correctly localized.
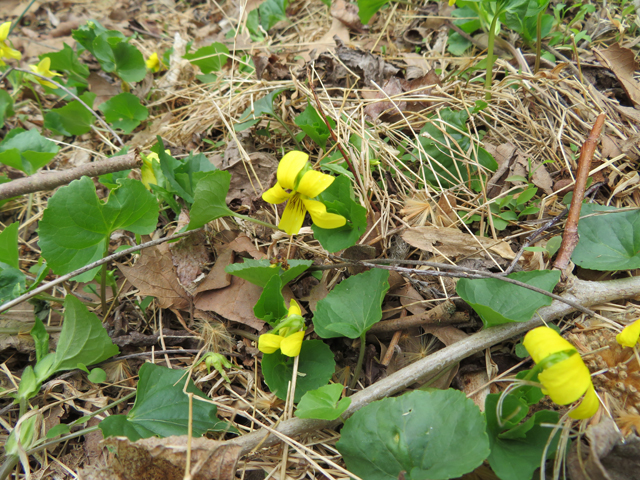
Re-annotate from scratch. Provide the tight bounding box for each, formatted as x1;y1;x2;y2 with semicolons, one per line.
229;275;640;455
0;153;140;201
554;113;606;274
369;300;465;334
0;229;198;314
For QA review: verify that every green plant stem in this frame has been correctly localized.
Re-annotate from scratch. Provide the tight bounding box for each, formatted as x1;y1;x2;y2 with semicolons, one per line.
234;213;279;230
534;11;543;74
0;454;19;480
9;0;38;34
348;332;367;393
484;11;502;101
27;425;100;457
273;114;303;150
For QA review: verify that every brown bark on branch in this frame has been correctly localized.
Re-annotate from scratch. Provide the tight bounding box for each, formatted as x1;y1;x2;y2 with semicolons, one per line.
0;153;140;201
553;113;606;274
369;300;467;334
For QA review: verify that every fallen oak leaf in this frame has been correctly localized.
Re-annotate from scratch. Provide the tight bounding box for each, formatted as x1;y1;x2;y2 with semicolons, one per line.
594;43;640;107
79;435;241;480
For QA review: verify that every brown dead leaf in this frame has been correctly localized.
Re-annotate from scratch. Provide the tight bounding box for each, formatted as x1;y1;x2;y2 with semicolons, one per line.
79;436;241;480
330;0;365;32
594;43;640;107
364;71;441;120
567;418;640;480
195;247;233;293
252;54;290;80
602;134;623;158
336;38;400;86
118;245;190;311
195;275;267;331
396;283;428;315
169;211;210;290
460;370;489;411
88;72;120;108
402;226;515;260
225;152;279;206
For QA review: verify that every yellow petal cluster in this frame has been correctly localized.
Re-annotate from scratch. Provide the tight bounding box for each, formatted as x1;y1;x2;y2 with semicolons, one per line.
258;300;305;357
0;22;22;65
140;150;170;189
262;151;346;235
29;57;62;88
523;327;599;419
146;52;161;72
616;319;640;348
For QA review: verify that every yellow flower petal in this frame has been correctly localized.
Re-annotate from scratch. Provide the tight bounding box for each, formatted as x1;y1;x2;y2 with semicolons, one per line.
280;331;305;357
262;182;291;204
538;353;591;405
0;22;10;42
146;52;160;72
523;327;576;363
279;194;306;235
296;170;335;198
569;386;599;419
448;0;456;6
141;159;157;189
302;199;346;230
616;319;640;348
288;299;301;317
1;43;21;61
258;334;283;354
277;151;308;190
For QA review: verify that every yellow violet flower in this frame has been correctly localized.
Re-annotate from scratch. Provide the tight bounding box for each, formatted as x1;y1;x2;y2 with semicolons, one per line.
262;151;346;235
523;327;599;419
29;58;62;89
616;319;640;348
146;52;161;72
0;22;21;65
258;299;305;357
140;150;170;189
448;0;456;5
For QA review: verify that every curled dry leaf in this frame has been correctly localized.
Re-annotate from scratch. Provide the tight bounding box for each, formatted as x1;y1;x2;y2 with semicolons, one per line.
364;70;441;121
169;211;210;290
118;244;190;311
79;436;241;480
335;38;400;86
594;43;640;107
194;234;303;331
330;0;365;33
402;226;515;260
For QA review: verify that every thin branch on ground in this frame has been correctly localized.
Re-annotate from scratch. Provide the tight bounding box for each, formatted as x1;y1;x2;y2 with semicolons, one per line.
0;229;199;314
554;113;606;274
0;153;140;200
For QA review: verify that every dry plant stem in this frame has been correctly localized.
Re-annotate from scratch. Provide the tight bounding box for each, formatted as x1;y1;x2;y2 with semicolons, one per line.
230;275;640;455
307;70;360;185
348;332;367;394
0;153;140;201
0;229;198;314
13;68;124;147
370;300;458;334
553;113;606;273
504;182;605;275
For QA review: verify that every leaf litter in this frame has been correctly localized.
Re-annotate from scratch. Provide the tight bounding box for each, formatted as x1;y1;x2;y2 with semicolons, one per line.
2;0;640;479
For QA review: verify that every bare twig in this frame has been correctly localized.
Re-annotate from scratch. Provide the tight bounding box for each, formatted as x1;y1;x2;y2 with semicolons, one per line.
504;181;605;275
0;229;199;314
228;275;640;455
14;68;124;147
307;68;361;187
370;300;460;334
554;113;606;274
0;153;140;200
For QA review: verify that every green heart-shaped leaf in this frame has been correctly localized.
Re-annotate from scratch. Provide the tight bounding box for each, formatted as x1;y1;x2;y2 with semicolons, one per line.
313;268;389;339
456;270;560;328
337;389;490;480
99;363;229;441
39;176;158;282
